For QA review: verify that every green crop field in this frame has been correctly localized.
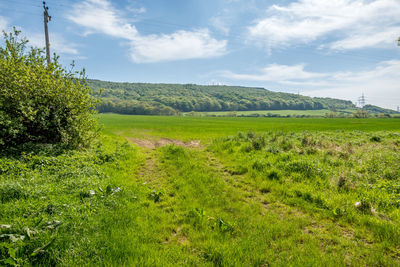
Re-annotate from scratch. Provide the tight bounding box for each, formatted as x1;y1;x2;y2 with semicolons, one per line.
199;109;335;117
2;114;400;266
196;108;395;117
98;113;400;141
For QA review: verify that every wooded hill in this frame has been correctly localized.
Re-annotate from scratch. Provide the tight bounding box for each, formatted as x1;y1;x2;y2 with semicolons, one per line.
89;79;357;115
363;104;399;115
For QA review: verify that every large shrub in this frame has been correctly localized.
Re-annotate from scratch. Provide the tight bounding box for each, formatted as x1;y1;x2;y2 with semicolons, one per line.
0;29;98;149
352;109;370;118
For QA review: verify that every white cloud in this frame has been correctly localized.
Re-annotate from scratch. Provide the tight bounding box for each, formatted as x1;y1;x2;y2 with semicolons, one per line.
210;16;230;35
130;29;227;63
68;0;227;63
249;0;400;50
329;27;400;50
221;64;326;82
127;7;146;14
331;60;400;82
322;61;400;110
220;61;400;110
67;0;138;39
304;72;400;110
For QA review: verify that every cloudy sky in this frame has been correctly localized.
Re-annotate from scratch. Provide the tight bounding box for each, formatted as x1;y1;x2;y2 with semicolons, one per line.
1;0;400;109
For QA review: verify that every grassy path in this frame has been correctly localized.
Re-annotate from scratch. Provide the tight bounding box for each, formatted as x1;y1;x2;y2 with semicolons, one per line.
92;115;400;265
123;139;398;266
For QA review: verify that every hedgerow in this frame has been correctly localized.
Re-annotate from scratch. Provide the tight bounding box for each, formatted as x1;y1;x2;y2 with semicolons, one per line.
0;29;98;150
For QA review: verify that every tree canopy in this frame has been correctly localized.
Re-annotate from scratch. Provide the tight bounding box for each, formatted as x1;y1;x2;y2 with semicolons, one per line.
90;80;356;115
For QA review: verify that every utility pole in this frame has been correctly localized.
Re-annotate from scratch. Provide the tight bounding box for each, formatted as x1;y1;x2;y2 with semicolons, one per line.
43;1;51;65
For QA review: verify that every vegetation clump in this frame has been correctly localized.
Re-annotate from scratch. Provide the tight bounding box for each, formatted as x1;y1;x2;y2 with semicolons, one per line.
352;109;370;118
0;137;142;265
0;29;98;150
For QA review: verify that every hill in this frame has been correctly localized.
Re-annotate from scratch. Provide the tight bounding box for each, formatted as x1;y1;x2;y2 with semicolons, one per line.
363;104;399;115
88;80;356;115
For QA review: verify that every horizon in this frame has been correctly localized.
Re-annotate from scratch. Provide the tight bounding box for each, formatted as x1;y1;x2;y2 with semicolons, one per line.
1;0;399;109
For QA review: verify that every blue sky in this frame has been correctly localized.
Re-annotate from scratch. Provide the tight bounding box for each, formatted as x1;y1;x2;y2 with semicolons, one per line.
1;0;400;109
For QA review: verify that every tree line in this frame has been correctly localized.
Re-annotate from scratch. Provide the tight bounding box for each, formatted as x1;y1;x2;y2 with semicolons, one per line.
89;80;356;115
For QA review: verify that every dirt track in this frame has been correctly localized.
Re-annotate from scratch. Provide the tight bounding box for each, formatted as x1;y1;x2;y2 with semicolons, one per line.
127;137;201;149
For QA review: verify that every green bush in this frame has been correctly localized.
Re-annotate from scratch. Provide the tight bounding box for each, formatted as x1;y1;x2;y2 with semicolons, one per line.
0;29;98;149
352;109;369;118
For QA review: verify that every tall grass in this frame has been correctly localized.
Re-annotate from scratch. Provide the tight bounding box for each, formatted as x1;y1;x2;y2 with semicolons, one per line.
2;115;400;265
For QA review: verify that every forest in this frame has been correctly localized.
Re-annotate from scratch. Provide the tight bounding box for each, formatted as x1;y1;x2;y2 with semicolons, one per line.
362;104;400;115
89;80;357;115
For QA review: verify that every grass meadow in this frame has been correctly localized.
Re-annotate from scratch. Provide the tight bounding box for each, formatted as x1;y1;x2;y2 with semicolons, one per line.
1;114;400;266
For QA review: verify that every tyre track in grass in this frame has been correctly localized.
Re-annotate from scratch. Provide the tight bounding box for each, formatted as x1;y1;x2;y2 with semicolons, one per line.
130;136;201;186
126;136;398;265
127;137;211;256
122;139;205;264
203;150;396;265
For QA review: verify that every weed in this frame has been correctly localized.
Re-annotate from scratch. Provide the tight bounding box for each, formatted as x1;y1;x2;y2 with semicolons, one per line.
213;218;234;233
332;207;344;218
202;248;223;266
259;182;271;193
187;208;207;227
237;132;245;139
286;160;319;178
294;190;303;198
228;166;248;175
301;135;316;147
252;136;266;150
149;189;163;203
79;191;91;200
303;192;313;202
313;195;328;209
355;199;373;214
279;137;293;151
0;183;25;203
247;130;255;139
306;147;318;155
370;136;382;142
266;145;280;154
337;176;347;190
252;160;265;171
266;170;281;181
240;144;252;153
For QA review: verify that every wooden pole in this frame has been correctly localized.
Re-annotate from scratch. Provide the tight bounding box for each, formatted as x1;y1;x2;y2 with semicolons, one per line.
43;1;51;65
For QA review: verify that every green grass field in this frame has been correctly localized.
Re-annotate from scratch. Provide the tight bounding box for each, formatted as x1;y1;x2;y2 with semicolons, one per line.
98;113;400;141
199;109;336;117
2;114;400;266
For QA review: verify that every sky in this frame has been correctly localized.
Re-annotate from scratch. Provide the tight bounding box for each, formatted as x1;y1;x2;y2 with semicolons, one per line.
1;0;400;110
